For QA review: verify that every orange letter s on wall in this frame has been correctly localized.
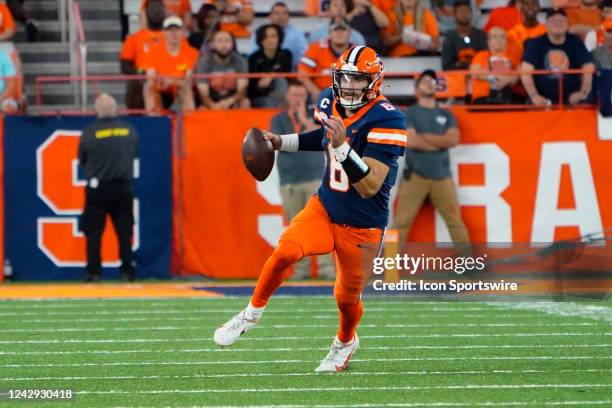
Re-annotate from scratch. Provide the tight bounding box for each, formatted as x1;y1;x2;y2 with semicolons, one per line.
36;130;139;267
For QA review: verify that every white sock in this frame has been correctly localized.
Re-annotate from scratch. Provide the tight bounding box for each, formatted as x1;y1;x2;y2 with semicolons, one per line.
334;335;354;346
245;302;265;320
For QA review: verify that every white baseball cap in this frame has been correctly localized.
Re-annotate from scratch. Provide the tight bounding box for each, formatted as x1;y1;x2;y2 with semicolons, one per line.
163;16;184;29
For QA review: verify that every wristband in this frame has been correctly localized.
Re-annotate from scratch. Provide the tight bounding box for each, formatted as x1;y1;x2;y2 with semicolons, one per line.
280;133;299;152
336;143;370;183
333;142;351;162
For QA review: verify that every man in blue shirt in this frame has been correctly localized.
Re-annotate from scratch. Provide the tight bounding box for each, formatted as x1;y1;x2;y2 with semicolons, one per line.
247;2;307;70
521;9;595;105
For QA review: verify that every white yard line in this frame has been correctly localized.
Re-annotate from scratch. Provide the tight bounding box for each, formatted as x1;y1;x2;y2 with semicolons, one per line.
3;313;564;324
2;355;611;368
1;368;610;382
0;332;609;345
1;344;609;356
114;402;612;408
0;322;602;333
0;300;470;309
0;296;326;305
0;307;514;317
72;384;612;395
0;298;479;305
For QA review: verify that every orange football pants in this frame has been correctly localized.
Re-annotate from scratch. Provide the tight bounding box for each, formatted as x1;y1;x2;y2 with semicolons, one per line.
251;195;383;343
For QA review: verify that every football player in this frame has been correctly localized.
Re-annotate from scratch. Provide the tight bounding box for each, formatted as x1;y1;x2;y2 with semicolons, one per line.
214;46;412;372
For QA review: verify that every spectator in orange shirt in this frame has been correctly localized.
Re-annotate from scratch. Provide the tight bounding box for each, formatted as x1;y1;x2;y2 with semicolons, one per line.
585;0;612;50
567;0;602;39
143;16;199;113
507;0;547;57
484;0;521;32
389;0;440;56
470;26;521;103
552;0;580;10
0;1;15;41
121;0;166;109
203;0;254;38
298;17;353;102
140;0;193;32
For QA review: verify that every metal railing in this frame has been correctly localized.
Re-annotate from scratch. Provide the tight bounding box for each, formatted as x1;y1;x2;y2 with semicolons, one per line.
58;0;67;42
32;68;598;114
67;0;87;110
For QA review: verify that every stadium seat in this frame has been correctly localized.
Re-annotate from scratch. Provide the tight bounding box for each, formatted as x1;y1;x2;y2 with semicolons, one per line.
252;16;322;36
252;0;306;14
124;0;140;15
480;0;553;9
236;38;250;55
125;0;308;20
381;56;442;96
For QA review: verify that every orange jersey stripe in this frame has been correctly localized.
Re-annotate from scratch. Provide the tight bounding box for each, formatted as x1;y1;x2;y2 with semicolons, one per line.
367;138;407;147
369;128;409;135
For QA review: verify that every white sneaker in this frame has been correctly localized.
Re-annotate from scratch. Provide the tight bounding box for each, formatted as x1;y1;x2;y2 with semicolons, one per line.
213;310;259;347
314;335;359;372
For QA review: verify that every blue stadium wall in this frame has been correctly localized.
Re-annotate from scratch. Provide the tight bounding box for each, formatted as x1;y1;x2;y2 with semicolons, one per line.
2;116;172;280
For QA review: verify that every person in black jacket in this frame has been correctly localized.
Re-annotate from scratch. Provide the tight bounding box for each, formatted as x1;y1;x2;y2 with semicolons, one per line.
78;94;139;282
248;23;292;107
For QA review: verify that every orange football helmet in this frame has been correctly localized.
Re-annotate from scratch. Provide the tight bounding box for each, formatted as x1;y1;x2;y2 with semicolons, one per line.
331;46;384;109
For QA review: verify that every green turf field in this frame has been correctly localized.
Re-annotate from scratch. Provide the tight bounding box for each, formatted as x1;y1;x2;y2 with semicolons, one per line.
0;296;610;407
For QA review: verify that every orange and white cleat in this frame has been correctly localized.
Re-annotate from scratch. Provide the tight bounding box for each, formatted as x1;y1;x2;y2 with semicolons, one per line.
314;335;359;372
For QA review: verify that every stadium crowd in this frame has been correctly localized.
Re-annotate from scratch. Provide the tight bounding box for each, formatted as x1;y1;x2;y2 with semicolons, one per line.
116;0;611;112
0;0;610;113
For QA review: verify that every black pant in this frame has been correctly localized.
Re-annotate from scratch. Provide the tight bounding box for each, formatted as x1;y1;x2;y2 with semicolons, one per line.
81;180;135;277
125;80;145;110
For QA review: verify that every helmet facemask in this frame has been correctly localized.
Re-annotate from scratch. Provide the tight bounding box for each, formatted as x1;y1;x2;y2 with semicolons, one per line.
332;68;378;110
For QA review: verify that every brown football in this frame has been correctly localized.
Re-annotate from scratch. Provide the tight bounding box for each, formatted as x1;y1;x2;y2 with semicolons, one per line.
242;127;275;182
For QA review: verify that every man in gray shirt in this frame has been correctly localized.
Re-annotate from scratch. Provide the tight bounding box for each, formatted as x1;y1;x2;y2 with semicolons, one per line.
271;81;334;280
592;18;612;69
393;70;470;254
196;30;250;109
